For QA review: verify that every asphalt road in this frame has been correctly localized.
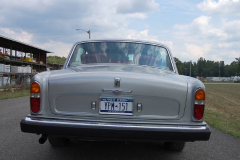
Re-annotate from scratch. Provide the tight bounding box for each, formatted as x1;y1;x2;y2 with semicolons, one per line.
1;97;240;160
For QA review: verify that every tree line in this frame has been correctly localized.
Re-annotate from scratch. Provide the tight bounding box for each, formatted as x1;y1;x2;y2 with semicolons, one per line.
47;55;240;77
174;57;240;77
47;56;66;65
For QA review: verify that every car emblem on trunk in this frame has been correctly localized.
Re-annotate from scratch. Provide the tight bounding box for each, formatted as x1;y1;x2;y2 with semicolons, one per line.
114;78;121;87
113;90;120;95
102;89;132;94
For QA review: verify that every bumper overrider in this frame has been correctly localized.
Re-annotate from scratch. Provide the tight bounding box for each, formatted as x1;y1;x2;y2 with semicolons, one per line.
20;117;211;142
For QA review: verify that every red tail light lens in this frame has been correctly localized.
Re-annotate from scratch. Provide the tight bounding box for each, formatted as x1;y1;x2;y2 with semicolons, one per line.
30;81;41;113
194;89;205;120
194;104;204;120
30;98;40;113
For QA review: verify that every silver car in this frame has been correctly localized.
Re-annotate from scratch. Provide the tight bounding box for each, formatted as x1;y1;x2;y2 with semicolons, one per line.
21;39;211;151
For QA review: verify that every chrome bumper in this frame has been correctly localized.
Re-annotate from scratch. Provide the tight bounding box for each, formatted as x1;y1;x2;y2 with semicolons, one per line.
21;117;211;142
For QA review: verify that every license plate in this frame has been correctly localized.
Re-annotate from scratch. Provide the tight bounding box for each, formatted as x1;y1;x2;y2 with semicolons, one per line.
100;98;133;115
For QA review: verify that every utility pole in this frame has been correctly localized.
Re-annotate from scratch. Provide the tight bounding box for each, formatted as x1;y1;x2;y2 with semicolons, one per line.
219;61;221;77
190;60;191;77
76;29;91;39
87;30;91;39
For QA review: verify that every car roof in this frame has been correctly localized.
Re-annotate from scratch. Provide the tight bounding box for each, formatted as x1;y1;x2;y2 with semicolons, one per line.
75;39;170;49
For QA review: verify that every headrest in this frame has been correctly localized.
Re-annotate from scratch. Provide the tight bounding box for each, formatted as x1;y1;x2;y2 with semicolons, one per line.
81;53;109;64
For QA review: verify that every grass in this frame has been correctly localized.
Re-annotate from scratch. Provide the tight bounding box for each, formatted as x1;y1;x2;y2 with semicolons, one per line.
0;85;30;100
204;84;240;139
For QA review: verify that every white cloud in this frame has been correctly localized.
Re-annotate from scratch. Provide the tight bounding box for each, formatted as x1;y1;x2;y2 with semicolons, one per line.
218;43;232;48
0;0;160;37
0;28;33;43
222;20;240;41
124;29;159;42
0;0;161;57
116;0;159;14
0;27;160;58
184;43;211;58
0;0;238;65
94;28;158;41
172;43;211;62
172;42;236;64
159;41;173;51
173;13;240;64
220;51;239;59
198;0;240;16
175;16;240;42
175;16;228;40
127;13;147;19
38;41;73;57
0;27;71;57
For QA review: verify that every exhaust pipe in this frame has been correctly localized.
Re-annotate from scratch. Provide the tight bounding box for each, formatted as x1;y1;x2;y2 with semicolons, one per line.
39;134;48;144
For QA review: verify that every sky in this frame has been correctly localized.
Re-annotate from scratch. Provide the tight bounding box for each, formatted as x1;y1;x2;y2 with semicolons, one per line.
0;0;240;64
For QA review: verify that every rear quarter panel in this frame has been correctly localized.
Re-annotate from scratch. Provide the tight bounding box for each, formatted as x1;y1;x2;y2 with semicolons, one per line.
181;76;205;122
30;70;73;116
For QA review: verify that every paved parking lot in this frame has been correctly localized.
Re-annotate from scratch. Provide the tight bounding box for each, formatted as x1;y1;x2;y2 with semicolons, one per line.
1;97;240;160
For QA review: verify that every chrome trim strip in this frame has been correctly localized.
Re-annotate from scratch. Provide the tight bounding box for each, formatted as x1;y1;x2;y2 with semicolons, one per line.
30;93;41;98
64;42;79;69
102;89;132;94
24;117;207;130
195;100;205;105
65;40;178;73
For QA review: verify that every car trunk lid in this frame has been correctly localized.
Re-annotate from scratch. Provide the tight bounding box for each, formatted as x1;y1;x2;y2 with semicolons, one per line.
48;65;187;122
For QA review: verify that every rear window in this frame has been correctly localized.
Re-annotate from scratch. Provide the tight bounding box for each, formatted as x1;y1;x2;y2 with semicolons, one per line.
68;42;173;71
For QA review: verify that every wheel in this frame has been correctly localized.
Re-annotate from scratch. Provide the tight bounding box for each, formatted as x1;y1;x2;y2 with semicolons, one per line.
164;142;186;151
48;135;69;147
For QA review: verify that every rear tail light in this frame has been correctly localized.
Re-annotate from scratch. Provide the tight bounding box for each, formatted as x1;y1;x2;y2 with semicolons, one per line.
194;89;205;120
30;82;41;113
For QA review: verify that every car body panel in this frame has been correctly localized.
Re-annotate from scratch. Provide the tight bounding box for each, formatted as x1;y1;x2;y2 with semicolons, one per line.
48;66;187;121
21;39;211;142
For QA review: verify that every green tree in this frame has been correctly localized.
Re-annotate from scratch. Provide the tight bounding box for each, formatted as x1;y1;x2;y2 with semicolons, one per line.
220;61;224;77
173;57;240;77
174;57;184;75
236;57;240;67
47;56;66;65
196;57;206;77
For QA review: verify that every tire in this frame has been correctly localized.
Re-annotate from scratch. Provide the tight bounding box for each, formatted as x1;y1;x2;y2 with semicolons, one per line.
48;135;69;147
164;142;186;152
